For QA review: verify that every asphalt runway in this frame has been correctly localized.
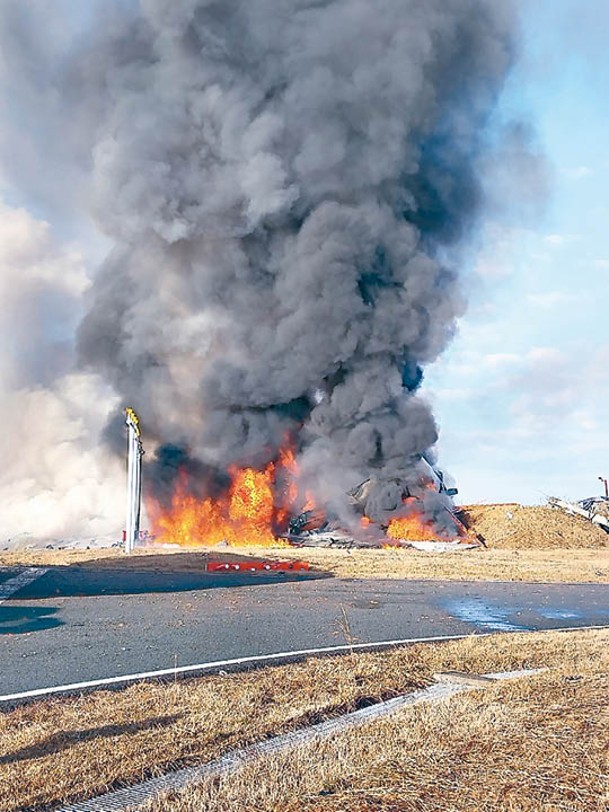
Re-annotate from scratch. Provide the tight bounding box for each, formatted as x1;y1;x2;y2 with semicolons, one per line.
1;563;609;697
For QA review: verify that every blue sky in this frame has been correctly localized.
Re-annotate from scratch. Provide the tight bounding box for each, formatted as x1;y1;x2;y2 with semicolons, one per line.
425;0;609;503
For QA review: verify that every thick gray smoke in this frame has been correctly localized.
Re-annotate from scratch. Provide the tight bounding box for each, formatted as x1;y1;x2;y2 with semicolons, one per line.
1;0;520;533
75;0;517;525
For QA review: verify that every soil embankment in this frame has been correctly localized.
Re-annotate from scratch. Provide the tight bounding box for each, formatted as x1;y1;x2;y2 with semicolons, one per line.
459;503;609;549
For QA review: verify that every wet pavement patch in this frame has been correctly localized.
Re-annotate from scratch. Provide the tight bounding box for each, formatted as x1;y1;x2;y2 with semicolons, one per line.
442;597;529;632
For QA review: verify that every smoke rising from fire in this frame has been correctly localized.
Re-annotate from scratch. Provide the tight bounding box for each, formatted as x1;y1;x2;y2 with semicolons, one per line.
0;0;521;536
78;0;519;524
0;199;123;541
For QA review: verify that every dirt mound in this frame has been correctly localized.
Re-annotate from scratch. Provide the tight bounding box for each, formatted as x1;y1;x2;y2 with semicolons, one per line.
458;503;609;549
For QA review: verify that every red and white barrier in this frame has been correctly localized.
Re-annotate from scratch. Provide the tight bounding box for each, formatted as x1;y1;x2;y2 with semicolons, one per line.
206;559;310;573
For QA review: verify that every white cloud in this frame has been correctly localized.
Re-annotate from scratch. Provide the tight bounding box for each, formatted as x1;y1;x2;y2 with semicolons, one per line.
429;387;472;403
481;353;520;368
543;233;579;246
0;198;90;391
430;336;609;504
571;409;598;432
561;165;592;180
0;201;88;296
471;223;536;280
504;346;609;437
526;290;574;308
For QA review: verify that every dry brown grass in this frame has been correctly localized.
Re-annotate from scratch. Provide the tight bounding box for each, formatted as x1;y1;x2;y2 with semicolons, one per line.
151;645;609;812
3;501;606;579
1;628;608;812
2;502;607;584
283;545;609;583
3;543;609;584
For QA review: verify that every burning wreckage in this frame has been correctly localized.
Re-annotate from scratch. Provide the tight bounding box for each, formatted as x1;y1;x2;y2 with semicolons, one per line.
286;462;477;550
139;428;479;552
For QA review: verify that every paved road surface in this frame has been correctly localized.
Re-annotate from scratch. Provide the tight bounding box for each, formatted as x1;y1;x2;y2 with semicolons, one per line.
1;563;608;696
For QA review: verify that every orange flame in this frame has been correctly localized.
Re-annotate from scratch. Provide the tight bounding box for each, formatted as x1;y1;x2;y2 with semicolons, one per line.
146;439;319;548
386;513;442;542
147;463;287;547
385;496;471;543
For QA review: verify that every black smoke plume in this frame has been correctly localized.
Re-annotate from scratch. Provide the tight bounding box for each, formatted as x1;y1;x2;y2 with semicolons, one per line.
2;0;520;531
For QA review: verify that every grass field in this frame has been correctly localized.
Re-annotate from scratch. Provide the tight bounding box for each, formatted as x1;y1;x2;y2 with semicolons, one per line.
2;507;606;810
148;631;609;812
1;628;608;811
2;543;609;584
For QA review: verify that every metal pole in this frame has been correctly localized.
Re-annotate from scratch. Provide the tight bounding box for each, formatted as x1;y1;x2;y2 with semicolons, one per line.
599;477;609;500
125;408;144;554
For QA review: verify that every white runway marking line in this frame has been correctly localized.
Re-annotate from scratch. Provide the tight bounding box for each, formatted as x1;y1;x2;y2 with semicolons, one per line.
57;668;542;812
0;567;49;604
1;624;603;705
0;633;475;703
